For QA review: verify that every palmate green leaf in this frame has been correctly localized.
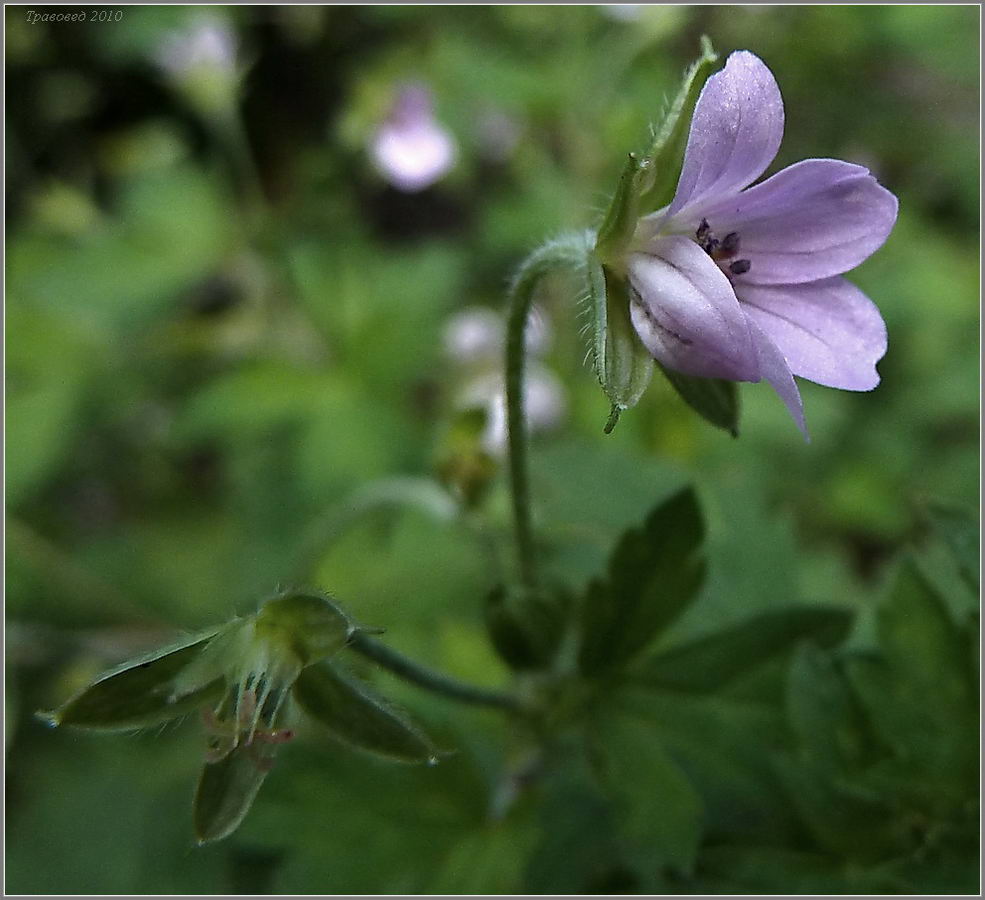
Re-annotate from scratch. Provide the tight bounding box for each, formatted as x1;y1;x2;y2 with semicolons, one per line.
523;755;625;894
786;643;871;774
773;754;913;863
592;713;703;880
615;689;794;847
876;557;973;700
578;487;705;675
842;559;977;810
923;499;979;590
656;362;740;436
41;628;224;731
428;819;537;894
633;607;853;693
194;744;272;845
691;846;906;894
292;660;437;764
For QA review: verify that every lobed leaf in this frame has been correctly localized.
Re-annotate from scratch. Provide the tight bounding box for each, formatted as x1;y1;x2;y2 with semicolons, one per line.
578;487;705;675
922;499;979;589
633;607;853;693
785;642;870;774
592;713;703;878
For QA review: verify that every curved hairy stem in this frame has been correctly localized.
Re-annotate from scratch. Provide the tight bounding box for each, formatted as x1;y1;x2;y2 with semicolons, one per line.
505;234;590;590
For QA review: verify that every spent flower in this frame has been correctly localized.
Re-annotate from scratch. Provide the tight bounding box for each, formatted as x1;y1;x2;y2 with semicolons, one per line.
42;592;437;843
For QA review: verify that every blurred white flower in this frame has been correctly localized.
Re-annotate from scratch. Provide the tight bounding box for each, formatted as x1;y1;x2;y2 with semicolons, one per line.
598;4;644;22
157;18;237;79
155;17;240;115
371;84;456;192
524;306;553;357
443;305;551;365
443;307;504;364
475;108;522;163
459;366;567;457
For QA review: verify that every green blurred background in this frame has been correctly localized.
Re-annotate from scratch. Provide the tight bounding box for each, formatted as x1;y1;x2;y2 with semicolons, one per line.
5;4;979;894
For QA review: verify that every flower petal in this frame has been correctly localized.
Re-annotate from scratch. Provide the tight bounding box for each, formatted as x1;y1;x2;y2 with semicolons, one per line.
747;318;808;440
736;277;887;391
628;236;759;381
667;51;784;218
698;159;899;284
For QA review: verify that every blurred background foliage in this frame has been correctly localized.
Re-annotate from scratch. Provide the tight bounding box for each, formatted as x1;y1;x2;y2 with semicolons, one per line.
5;4;979;894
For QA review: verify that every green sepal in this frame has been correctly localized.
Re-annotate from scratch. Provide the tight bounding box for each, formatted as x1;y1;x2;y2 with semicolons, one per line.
193;743;272;844
657;362;740;436
485;583;570;671
637;36;719;213
578;487;705;675
632;607;854;694
40;628;224;731
583;251;653;429
594;152;646;267
292;659;437;764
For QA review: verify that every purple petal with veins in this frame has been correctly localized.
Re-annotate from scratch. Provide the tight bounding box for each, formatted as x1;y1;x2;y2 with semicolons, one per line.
735;277;887;391
693;159;899;285
667;51;784;219
628;237;758;382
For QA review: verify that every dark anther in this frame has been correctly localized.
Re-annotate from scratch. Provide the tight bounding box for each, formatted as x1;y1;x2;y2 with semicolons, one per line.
696;219;720;256
719;232;740;256
729;259;751;276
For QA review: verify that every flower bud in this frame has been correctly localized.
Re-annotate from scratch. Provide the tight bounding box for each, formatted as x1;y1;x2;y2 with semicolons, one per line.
485;583;571;671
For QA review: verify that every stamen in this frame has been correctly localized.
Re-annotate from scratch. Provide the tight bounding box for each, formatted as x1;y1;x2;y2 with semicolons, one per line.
719;232;740;256
695;219;719;256
729;259;751;275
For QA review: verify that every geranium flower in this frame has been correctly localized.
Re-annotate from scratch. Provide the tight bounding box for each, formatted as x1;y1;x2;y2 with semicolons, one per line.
625;51;898;436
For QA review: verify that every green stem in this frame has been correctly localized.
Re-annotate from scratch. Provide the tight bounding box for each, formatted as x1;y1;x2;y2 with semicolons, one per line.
505;234;589;590
348;633;520;711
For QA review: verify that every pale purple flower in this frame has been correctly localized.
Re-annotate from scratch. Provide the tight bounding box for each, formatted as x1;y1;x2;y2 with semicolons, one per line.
627;51;898;437
371;84;456;193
